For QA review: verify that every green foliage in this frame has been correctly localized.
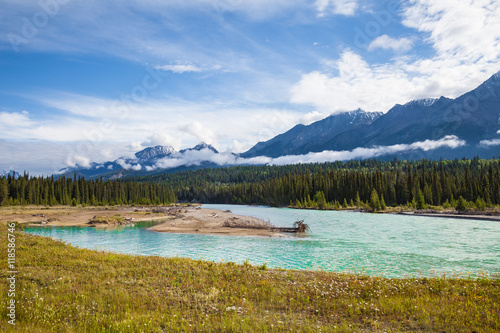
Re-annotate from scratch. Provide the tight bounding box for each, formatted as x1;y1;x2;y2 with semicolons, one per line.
355;191;362;208
456;196;468;211
1;173;177;207
475;198;487;211
313;191;326;209
131;157;500;211
343;198;348;209
380;195;387;210
442;199;451;209
369;189;381;212
0;177;8;205
416;188;426;210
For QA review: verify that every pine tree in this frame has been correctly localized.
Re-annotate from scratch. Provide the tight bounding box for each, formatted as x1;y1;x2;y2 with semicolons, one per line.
314;191;326;209
416;189;426;210
380;195;387;210
369;189;380;212
0;178;8;206
355;191;362;208
456;196;467;212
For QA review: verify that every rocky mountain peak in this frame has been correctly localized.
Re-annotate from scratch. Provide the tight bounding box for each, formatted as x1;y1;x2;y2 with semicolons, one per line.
134;146;176;160
181;142;219;154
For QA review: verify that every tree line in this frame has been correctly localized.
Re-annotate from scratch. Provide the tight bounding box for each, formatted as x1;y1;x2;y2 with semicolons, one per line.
0;173;177;206
2;157;499;210
134;157;500;209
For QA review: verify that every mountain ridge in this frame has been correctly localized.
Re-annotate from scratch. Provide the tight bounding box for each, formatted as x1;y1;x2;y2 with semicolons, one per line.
241;108;383;158
58;71;500;179
241;71;500;158
59;142;219;179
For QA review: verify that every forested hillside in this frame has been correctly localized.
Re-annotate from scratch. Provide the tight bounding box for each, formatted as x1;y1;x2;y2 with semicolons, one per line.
2;157;499;210
135;157;500;209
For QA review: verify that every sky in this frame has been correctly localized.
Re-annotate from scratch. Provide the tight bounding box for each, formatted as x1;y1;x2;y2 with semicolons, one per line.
1;0;500;175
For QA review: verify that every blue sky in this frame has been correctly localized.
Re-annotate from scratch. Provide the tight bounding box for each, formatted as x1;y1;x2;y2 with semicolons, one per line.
1;0;500;174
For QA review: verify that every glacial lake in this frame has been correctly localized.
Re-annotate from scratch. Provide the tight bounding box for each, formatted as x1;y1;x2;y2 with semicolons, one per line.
24;204;500;278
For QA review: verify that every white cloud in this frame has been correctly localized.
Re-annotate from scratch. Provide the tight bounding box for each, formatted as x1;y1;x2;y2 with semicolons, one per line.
0;111;33;127
181;121;217;146
15;91;329;155
402;0;500;61
116;159;142;171
139;133;182;150
367;35;413;52
226;139;247;154
65;155;91;168
148;135;465;171
315;0;358;17
297;111;329;125
0;134;467;175
479;139;500;147
291;0;500;113
269;135;465;165
291;50;417;112
155;64;202;73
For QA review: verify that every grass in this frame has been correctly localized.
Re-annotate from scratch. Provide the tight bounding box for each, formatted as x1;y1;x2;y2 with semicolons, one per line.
1;222;499;332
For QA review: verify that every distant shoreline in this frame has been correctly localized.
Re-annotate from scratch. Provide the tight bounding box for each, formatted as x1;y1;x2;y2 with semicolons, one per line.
284;204;500;222
395;211;500;222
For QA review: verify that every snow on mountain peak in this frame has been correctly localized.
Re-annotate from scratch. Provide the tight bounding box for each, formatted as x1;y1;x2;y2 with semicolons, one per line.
134;146;176;160
180;142;219;154
404;98;438;108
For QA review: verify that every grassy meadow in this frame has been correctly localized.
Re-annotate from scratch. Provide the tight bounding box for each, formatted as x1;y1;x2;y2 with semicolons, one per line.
1;222;499;332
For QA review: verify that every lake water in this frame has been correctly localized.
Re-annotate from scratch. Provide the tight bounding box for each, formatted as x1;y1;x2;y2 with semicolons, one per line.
24;204;500;278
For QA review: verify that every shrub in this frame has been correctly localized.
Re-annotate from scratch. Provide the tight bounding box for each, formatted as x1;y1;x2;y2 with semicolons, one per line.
455;196;467;212
369;189;381;212
475;198;486;211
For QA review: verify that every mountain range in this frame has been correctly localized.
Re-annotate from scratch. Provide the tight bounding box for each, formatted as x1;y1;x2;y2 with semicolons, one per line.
242;72;500;159
61;71;500;179
60;142;219;179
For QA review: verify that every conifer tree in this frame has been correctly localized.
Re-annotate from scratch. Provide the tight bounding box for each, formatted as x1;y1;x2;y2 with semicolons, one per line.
0;178;8;206
416;189;426;210
369;189;380;212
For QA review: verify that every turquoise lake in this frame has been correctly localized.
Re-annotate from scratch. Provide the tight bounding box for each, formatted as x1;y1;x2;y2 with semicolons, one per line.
24;204;500;278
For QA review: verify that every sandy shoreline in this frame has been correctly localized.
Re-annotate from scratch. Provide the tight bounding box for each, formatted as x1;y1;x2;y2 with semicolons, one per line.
0;205;173;227
0;205;285;237
149;207;285;237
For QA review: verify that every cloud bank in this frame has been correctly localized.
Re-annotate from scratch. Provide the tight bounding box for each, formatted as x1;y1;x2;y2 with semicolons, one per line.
291;0;500;113
114;135;466;172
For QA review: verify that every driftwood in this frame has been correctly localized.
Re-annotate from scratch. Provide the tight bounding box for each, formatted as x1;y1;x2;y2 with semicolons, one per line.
293;220;311;233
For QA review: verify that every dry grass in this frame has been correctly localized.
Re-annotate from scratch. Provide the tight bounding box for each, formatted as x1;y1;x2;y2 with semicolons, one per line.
0;222;498;332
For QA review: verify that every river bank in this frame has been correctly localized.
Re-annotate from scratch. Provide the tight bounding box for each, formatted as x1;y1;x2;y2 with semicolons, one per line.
1;221;498;332
0;205;286;237
397;210;500;222
288;205;500;222
0;205;173;227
